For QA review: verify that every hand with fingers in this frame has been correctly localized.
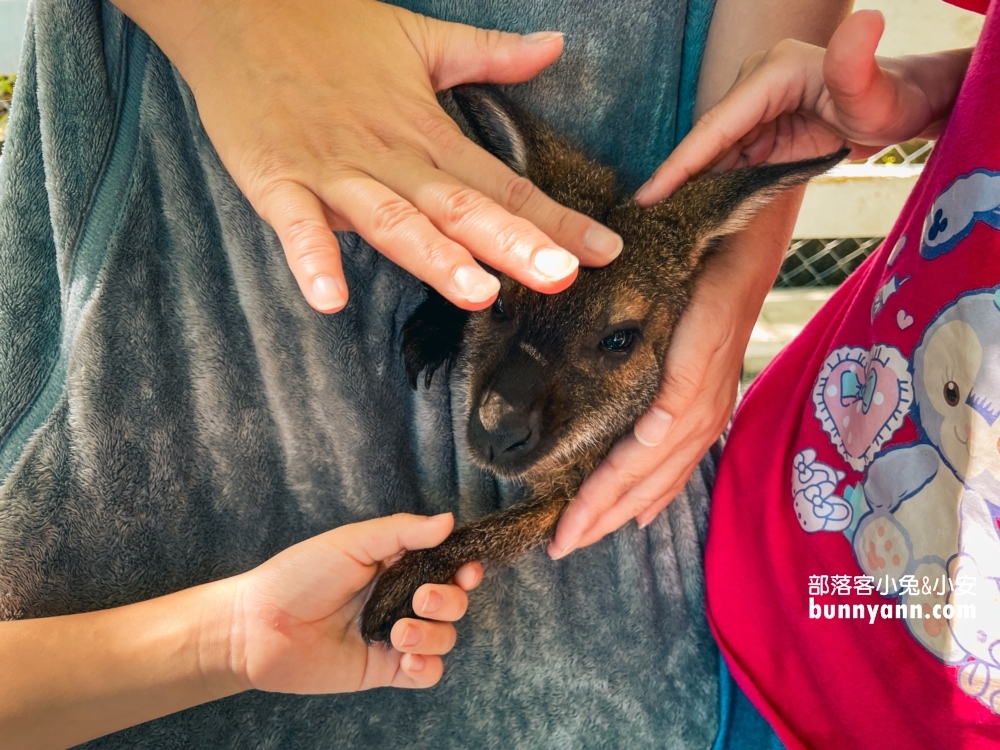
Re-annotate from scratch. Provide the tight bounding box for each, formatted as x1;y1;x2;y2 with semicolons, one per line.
112;0;623;313
232;513;483;692
634;9;972;205
0;513;481;748
549;198;789;558
549;9;975;559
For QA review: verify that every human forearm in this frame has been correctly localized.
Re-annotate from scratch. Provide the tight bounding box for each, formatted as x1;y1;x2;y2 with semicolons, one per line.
692;0;851;251
695;0;852;117
0;579;240;750
0;514;483;748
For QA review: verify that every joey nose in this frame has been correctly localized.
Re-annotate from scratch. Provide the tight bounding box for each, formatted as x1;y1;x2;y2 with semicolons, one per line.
470;391;542;466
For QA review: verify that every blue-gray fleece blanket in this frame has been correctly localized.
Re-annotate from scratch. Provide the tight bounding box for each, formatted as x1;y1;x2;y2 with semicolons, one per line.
0;0;776;747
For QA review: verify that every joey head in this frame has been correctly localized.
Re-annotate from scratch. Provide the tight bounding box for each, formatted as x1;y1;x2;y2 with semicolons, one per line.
360;85;845;643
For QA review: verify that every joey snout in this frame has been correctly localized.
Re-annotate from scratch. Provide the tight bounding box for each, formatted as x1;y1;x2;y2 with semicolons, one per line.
469;390;543;465
467;353;548;473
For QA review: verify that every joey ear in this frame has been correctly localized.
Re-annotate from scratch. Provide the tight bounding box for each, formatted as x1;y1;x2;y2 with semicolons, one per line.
446;85;619;216
451;85;530;175
662;148;849;257
401;286;469;389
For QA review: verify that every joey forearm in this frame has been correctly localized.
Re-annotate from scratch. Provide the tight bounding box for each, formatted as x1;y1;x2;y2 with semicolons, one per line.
361;492;568;643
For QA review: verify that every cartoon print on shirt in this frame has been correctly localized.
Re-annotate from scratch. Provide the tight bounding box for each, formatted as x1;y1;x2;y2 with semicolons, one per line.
872;274;910;321
812;345;914;472
921;169;1000;259
792;449;851;532
887;233;907;266
849;289;1000;715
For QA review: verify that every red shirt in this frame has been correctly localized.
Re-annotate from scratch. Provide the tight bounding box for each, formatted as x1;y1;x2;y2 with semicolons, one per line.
706;1;1000;747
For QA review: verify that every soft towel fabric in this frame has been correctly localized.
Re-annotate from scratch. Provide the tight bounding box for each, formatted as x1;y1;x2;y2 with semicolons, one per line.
0;0;770;747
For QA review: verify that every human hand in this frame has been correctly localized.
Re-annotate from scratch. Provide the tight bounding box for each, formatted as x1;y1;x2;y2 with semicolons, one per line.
548;9;974;556
229;513;483;692
635;10;972;205
113;0;623;313
549;197;792;558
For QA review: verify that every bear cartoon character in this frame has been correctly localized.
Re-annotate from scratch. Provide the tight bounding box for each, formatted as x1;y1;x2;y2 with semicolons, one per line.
852;289;1000;713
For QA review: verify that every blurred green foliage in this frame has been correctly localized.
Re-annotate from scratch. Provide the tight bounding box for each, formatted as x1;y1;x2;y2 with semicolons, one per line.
0;74;15;155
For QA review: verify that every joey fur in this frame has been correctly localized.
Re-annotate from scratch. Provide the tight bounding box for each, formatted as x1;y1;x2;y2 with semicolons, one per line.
360;86;845;643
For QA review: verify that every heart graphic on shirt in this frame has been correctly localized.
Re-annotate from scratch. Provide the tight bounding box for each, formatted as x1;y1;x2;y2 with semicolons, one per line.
897;309;914;329
812;345;913;472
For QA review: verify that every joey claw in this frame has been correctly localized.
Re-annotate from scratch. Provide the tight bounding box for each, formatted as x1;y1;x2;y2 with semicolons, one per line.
360;547;457;644
360;554;420;644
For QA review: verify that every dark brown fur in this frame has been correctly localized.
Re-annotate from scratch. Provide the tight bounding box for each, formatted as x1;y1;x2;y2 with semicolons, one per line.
360;86;845;643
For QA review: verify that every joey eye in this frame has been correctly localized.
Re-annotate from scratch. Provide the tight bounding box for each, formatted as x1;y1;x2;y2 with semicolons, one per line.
492;296;507;318
944;381;961;407
599;329;637;354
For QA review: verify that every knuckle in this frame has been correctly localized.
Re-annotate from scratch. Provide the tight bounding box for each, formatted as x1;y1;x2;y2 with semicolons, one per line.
499;174;538;214
282;218;333;263
439;186;493;227
242;150;296;195
413;107;464;149
546;205;580;243
417;238;459;269
664;367;702;402
369;198;422;237
249;174;298;216
476;27;504;56
691;409;726;440
738;50;766;77
604;453;646;487
764;38;802;64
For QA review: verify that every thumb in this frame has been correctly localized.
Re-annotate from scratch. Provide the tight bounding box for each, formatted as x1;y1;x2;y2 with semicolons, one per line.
414;16;565;91
331;513;455;567
823;11;893;125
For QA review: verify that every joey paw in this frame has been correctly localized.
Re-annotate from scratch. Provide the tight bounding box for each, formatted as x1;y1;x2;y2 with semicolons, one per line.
360;548;450;644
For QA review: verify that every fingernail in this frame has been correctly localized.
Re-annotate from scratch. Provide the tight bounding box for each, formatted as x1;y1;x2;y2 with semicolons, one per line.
638;517;653;530
549;544;571;560
583;226;623;259
311;275;345;311
420;589;443;615
404;653;426;673
549;530;578;560
524;31;564;45
634;407;673;447
532;248;579;281
634;183;651;203
453;266;500;303
401;624;421;648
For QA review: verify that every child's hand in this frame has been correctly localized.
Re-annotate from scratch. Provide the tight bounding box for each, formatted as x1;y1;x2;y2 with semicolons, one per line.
546;10;974;556
229;513;482;692
635;10;972;205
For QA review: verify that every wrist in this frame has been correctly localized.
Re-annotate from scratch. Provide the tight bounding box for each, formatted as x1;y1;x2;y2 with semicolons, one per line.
109;0;233;86
186;576;250;698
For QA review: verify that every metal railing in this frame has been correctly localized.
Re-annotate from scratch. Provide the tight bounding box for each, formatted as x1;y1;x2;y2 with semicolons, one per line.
779;139;932;287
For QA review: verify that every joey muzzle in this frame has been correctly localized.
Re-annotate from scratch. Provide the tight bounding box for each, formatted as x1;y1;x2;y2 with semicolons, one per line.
468;351;546;471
